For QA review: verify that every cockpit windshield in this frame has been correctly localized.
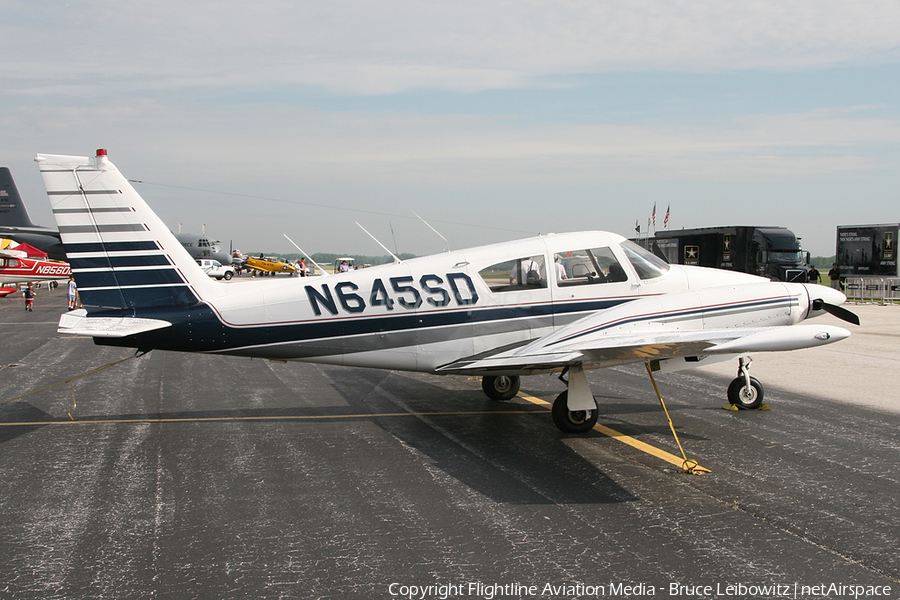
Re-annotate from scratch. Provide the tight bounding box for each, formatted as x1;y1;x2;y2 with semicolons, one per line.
621;240;670;280
768;251;803;264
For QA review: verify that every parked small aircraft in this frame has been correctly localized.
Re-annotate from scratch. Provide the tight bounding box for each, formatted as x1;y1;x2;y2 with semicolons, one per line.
0;167;233;265
0;248;71;284
38;150;856;434
243;255;296;275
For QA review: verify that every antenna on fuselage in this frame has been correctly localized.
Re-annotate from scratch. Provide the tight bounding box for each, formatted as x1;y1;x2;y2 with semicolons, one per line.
414;212;450;253
355;222;402;264
283;234;330;277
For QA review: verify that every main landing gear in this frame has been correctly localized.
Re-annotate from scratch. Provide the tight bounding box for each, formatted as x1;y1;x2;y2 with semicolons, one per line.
551;364;599;433
482;375;520;401
727;356;765;410
481;370;599;433
551;390;599;433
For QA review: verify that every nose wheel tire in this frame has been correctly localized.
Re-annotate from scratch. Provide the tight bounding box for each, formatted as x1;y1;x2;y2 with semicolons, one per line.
727;376;764;409
482;375;520;401
551;391;599;433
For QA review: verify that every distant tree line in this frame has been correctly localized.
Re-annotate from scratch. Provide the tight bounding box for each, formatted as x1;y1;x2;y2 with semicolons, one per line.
810;256;836;268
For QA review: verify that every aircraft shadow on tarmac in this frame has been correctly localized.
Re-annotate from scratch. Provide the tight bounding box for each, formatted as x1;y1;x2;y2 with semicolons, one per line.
0;401;54;444
319;367;639;505
0;359;729;506
0;399;638;506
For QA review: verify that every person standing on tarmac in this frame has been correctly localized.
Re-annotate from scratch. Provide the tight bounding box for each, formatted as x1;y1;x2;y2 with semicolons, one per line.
23;282;36;311
808;264;821;284
828;263;841;290
67;275;78;310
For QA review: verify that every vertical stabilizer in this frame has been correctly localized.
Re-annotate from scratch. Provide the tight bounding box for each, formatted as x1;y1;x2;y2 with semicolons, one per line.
0;167;38;228
35;150;218;310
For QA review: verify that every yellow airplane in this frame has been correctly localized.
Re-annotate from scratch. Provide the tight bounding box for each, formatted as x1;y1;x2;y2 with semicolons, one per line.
243;256;296;275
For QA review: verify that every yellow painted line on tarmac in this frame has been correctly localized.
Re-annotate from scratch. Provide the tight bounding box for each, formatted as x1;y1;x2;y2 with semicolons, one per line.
517;393;704;471
0;409;542;428
3;392;707;471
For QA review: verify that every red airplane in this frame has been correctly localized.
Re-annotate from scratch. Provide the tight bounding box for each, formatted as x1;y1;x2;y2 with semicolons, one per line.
0;248;71;294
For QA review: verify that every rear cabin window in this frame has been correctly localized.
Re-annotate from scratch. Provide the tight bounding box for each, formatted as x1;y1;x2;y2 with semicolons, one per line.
479;255;546;292
557;247;628;287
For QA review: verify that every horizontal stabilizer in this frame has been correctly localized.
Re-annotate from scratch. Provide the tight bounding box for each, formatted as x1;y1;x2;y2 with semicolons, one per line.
58;309;171;338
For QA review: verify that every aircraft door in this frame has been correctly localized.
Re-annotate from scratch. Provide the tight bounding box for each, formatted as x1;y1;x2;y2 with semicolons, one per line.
470;252;554;354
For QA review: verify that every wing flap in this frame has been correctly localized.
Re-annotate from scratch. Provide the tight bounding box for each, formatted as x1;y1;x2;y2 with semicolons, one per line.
437;331;729;374
438;351;585;374
58;309;172;338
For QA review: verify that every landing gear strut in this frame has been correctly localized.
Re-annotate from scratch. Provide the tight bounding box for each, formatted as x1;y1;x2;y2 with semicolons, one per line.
482;375;520;401
727;357;764;409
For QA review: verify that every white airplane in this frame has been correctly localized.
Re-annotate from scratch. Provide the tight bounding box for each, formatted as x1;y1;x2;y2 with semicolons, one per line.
36;150;857;434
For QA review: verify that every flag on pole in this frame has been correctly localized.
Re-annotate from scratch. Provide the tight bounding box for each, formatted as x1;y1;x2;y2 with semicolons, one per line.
635;220;640;234
652;203;657;228
664;204;670;228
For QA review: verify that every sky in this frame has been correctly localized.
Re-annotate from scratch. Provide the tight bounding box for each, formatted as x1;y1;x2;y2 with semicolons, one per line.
2;1;899;258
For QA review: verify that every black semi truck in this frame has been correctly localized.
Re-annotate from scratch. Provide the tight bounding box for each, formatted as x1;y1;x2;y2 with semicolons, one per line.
639;226;809;282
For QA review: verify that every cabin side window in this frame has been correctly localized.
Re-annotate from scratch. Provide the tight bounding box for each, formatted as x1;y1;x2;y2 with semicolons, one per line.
478;255;546;292
556;247;628;287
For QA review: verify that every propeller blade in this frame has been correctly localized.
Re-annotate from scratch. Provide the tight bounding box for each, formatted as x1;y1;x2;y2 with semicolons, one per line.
812;299;860;325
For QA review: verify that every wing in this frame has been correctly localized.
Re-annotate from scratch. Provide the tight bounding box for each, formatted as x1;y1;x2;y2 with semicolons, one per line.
437;283;850;376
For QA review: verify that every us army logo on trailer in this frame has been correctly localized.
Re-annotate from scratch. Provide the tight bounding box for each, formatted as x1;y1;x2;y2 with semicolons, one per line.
684;245;699;265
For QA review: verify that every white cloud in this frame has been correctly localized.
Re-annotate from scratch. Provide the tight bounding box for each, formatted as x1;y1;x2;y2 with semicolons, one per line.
3;1;900;95
1;0;898;257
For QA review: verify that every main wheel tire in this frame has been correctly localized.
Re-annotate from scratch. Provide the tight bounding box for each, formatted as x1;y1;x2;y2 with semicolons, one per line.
551;390;599;433
727;376;764;409
481;375;520;401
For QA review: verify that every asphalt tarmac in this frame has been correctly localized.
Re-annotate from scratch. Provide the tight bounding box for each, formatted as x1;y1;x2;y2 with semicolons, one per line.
1;287;898;600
